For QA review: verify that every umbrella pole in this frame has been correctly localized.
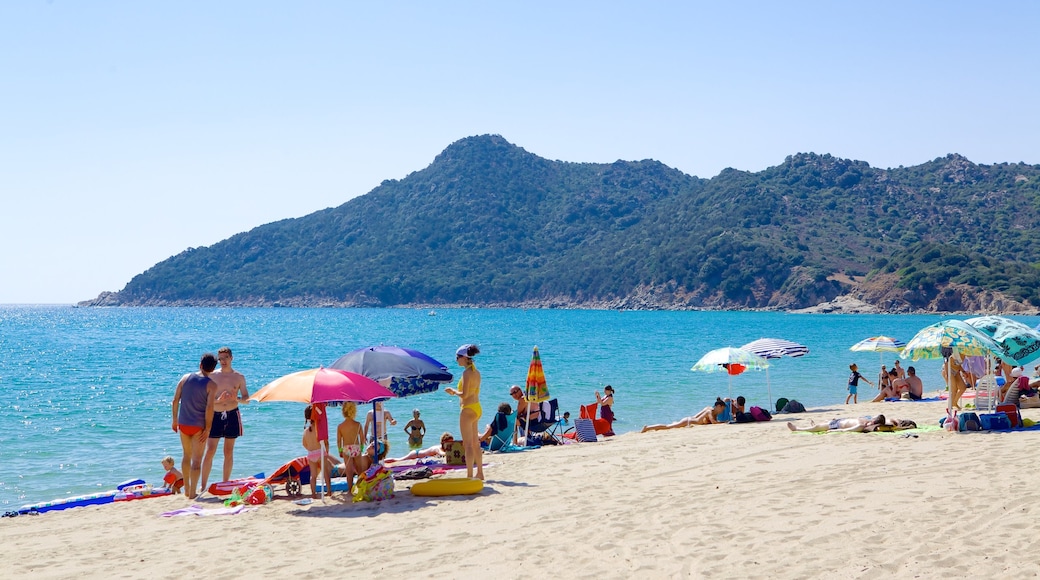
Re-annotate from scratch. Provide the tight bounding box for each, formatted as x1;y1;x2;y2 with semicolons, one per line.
766;367;772;413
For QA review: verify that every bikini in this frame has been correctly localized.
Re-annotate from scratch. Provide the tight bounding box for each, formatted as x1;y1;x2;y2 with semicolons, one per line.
458;363;482;418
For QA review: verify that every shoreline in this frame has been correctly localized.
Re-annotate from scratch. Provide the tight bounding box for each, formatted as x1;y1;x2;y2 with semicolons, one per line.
4;397;1038;577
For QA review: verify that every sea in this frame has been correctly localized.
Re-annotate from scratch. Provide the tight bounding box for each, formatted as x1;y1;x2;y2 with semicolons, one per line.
2;305;1034;509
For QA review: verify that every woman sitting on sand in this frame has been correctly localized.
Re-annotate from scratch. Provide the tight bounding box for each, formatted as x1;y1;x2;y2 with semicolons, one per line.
871;369;901;402
641;398;728;433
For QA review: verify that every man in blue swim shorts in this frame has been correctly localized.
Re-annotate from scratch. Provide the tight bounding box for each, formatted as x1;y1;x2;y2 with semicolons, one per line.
201;347;250;492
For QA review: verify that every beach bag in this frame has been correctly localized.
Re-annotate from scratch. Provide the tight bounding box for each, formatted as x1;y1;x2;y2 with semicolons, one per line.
979;413;1011;431
995;403;1022;428
749;406;772;422
958;412;982;432
734;411;755;423
781;400;806;414
444;441;466;465
353;465;394;502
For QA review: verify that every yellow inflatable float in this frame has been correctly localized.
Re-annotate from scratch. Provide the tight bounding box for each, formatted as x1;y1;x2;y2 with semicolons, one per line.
409;477;483;497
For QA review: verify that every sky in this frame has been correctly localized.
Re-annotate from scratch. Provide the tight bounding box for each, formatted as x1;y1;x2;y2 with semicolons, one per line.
2;1;1038;304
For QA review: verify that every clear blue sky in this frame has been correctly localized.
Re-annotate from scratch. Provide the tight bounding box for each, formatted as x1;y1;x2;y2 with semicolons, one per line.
2;1;1037;303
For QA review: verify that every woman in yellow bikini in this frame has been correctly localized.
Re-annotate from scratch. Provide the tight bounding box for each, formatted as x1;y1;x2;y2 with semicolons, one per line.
445;344;483;480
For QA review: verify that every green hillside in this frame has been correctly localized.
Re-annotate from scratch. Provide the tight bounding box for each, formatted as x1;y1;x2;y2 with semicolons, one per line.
86;135;1040;311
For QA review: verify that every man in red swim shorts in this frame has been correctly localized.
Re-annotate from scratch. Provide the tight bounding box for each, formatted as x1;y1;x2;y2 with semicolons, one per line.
171;353;218;499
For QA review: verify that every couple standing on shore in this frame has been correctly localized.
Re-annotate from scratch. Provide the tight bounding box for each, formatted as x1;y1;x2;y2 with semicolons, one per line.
170;347;249;499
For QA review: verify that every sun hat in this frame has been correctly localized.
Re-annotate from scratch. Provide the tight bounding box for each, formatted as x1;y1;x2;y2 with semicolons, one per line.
1012;368;1023;378
456;344;476;358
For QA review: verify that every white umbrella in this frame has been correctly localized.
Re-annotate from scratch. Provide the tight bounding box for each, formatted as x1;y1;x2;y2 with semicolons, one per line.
850;336;906;391
741;338;809;411
691;347;770;400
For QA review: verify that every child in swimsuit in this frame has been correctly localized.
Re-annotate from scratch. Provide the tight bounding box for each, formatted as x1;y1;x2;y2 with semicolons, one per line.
336;402;364;494
403;409;426;451
302;405;329;499
161;455;184;495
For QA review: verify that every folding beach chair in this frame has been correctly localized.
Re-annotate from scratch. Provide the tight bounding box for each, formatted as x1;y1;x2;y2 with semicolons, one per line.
523;398;562;444
488;412;517;451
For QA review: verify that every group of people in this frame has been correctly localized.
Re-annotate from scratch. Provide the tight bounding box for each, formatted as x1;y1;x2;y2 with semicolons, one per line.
169;347;249;499
844;360;924;404
170;343;621;495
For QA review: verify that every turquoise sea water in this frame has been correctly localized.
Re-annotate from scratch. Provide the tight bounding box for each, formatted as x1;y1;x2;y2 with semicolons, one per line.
2;306;1035;509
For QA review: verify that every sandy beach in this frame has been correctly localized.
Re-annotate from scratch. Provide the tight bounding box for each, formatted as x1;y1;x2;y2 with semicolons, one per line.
4;397;1039;579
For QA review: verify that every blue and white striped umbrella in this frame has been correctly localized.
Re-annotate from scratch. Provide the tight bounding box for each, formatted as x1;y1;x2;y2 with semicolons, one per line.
741;338;809;411
741;338;809;360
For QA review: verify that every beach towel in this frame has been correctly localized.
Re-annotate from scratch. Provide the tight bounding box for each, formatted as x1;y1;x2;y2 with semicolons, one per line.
160;504;257;517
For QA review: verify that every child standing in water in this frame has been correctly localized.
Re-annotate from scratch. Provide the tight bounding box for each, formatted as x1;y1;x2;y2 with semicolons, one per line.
846;363;873;404
302;405;330;498
403;409;426;452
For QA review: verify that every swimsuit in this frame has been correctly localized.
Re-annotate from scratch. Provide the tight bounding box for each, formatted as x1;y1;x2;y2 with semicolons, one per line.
177;372;212;429
209;408;243;439
407;430;424;450
306;449;323;463
848;371;863;395
163;471;184;488
457;365;482;419
178;424;202;436
341;444;361;458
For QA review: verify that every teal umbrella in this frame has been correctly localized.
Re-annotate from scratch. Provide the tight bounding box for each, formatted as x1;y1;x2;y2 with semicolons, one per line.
901;319;1014;413
964;315;1040;367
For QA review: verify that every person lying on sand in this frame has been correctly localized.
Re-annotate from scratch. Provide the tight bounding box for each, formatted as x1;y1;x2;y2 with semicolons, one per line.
787;415;886;433
641;398;727;433
385;432;454;464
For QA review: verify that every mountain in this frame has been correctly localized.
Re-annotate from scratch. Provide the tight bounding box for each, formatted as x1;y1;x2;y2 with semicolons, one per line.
82;135;1040;313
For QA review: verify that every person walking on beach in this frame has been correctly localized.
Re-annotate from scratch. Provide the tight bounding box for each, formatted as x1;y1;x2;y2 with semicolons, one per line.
445;344;483;480
201;346;249;491
846;363;873;404
171;353;218;499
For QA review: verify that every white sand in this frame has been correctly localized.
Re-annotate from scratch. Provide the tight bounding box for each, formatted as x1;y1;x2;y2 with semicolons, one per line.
4;398;1040;578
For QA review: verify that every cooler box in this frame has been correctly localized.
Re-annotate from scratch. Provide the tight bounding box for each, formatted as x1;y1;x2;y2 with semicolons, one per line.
980;413;1011;431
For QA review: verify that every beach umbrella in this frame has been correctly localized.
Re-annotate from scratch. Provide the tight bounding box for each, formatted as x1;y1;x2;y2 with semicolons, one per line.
329;345;454;450
900;320;1014;413
741;338;809;411
251;368;397;500
691;347;769;399
964;315;1040;367
850;336;906;387
522;346;550;436
329;345;453;397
